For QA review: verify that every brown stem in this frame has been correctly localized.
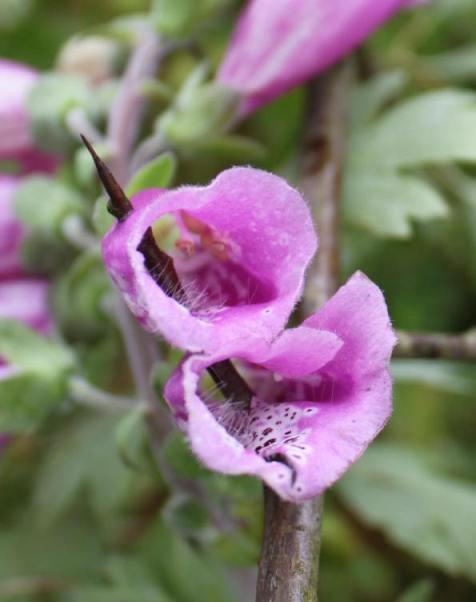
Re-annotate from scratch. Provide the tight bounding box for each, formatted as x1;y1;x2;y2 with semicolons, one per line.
256;63;352;602
394;329;476;361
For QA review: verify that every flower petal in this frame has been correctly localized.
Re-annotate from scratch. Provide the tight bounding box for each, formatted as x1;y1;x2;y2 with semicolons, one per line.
303;271;397;378
257;326;343;378
102;167;316;353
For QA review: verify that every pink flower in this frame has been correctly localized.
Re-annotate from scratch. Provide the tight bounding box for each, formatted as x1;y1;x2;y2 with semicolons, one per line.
102;167;316;353
0;279;52;336
164;272;396;501
0;176;25;278
0;59;57;174
217;0;421;116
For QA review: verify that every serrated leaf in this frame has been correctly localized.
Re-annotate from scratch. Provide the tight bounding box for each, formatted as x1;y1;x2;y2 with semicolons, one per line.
343;171;448;237
338;444;476;581
349;89;476;169
126;152;177;196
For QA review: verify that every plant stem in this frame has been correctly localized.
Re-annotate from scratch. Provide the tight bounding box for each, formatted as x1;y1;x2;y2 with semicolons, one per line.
394;329;476;361
256;63;352;602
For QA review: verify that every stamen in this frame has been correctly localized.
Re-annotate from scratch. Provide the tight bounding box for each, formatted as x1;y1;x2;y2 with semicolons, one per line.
80;134;133;221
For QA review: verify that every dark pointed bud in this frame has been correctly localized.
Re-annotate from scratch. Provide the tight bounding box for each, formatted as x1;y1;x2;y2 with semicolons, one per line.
80;134;133;221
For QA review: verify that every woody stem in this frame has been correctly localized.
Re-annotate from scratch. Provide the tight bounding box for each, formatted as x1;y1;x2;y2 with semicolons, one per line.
394;329;476;361
256;64;352;602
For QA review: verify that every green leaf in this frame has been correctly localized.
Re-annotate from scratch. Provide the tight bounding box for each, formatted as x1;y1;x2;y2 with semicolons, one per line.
397;579;435;602
0;321;74;430
33;415;138;526
0;320;73;374
420;44;476;83
0;513;102;581
351;70;407;128
14;176;86;237
126;152;177;196
392;359;476;396
53;251;112;340
343;171;448;237
93;195;115;237
138;520;239;602
151;0;231;37
27;73;91;153
349;89;476;169
339;444;476;581
115;406;154;474
160;82;240;148
198;135;266;162
0;371;67;432
163;431;209;479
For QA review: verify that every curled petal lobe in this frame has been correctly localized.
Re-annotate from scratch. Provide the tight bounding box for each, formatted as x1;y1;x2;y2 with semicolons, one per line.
102;167;316;353
164;272;396;501
218;0;423;115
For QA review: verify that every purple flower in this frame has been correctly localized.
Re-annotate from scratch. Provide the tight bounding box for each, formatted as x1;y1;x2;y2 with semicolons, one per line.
102;167;316;353
0;59;57;174
217;0;421;116
164;272;396;501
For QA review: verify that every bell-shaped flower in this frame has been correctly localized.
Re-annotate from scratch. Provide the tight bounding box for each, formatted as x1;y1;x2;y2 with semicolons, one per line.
102;167;316;353
217;0;422;116
0;59;57;174
164;272;396;502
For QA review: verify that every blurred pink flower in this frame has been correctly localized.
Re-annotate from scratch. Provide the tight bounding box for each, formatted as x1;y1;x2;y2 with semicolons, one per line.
0;59;57;174
0;175;25;278
217;0;422;115
102;167;316;353
0;279;52;336
164;272;396;501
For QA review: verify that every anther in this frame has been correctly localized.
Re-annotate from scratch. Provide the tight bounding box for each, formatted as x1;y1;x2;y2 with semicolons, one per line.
80;134;133;221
